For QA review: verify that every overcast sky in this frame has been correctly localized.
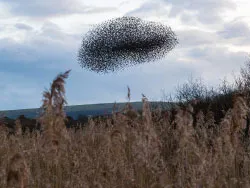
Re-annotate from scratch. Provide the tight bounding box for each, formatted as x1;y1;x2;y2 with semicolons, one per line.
0;0;250;110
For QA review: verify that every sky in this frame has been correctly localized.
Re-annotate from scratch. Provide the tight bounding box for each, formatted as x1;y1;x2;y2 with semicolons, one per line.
0;0;250;110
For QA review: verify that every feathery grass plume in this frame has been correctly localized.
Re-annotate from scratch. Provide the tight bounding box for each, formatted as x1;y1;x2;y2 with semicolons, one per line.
124;86;132;111
122;87;139;121
112;102;117;115
213;113;239;186
204;109;218;142
0;113;5;126
142;94;152;125
219;94;248;149
134;95;164;176
39;70;71;162
3;73;250;187
111;102;119;124
195;111;206;134
127;86;131;102
110;129;126;160
194;110;209;153
0;113;9;136
0;118;7;135
15;119;22;137
6;153;29;188
38;70;72;187
41;69;71;119
168;102;206;187
230;93;249;178
210;93;250;187
151;105;162;123
231;93;248;134
231;94;248;149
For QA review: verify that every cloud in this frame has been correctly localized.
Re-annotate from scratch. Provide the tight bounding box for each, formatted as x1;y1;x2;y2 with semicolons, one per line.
1;33;247;110
0;38;37;64
15;23;33;30
0;19;201;109
126;0;236;25
166;0;236;24
0;33;189;109
81;6;117;14
125;1;170;17
218;20;250;38
185;46;247;82
0;22;80;110
0;0;78;16
0;22;81;71
217;20;250;45
179;11;198;25
173;20;250;49
187;46;247;66
0;0;117;17
176;29;219;48
0;1;248;110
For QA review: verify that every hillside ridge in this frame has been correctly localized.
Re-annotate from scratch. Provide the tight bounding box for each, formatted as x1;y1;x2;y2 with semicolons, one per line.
0;101;171;119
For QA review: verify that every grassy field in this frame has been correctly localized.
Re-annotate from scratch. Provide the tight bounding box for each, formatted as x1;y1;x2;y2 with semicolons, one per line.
1;69;250;188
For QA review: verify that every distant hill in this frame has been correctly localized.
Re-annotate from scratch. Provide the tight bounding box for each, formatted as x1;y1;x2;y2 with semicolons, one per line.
0;101;172;120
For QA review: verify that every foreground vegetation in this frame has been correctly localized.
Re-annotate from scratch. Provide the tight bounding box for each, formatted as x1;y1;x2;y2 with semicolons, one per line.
1;61;250;187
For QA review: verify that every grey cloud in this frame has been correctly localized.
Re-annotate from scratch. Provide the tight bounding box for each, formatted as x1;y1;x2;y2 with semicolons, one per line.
216;19;250;46
187;46;247;71
166;0;235;13
111;45;247;100
82;6;117;14
166;0;236;24
0;22;81;70
126;1;169;17
176;29;219;48
218;20;250;38
32;21;83;48
127;0;236;24
39;22;66;40
165;26;249;51
162;45;247;88
176;20;250;48
1;13;249;109
0;30;194;108
15;23;33;30
179;12;197;24
0;0;76;16
0;0;117;17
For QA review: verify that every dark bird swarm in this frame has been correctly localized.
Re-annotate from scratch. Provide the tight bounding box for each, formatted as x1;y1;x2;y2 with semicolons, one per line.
78;16;178;73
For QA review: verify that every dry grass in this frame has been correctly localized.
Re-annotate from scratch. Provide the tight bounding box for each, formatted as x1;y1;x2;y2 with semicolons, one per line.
1;71;250;187
6;153;29;188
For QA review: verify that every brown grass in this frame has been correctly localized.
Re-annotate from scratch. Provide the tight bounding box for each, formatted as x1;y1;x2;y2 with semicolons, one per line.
1;71;250;187
6;153;29;188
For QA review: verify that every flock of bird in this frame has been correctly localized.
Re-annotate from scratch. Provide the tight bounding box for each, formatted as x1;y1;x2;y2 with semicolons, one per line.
78;16;178;73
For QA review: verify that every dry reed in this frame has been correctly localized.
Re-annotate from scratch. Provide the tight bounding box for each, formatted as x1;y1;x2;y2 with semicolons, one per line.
1;71;250;187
